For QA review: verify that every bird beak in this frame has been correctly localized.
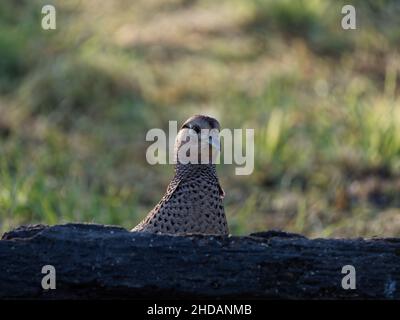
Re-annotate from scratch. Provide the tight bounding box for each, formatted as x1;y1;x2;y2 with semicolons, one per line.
208;136;220;152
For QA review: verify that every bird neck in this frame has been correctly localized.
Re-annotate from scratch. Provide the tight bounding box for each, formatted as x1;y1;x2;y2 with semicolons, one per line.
174;162;217;177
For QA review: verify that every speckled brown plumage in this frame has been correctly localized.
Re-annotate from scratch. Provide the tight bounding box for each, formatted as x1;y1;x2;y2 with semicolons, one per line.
132;115;229;235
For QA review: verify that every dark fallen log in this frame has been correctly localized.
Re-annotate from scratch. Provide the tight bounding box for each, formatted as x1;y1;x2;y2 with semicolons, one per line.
0;223;399;299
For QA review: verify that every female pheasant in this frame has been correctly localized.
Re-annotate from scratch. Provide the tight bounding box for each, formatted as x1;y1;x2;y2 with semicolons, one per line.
132;115;229;235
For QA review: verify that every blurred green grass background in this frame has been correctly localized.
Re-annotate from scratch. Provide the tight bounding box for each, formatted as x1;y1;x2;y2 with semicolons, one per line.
0;0;399;237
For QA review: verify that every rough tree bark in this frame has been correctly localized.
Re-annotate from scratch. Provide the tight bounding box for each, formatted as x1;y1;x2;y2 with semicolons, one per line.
0;223;399;299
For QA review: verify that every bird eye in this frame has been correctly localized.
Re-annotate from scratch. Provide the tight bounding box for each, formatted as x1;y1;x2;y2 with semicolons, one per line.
191;125;201;134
